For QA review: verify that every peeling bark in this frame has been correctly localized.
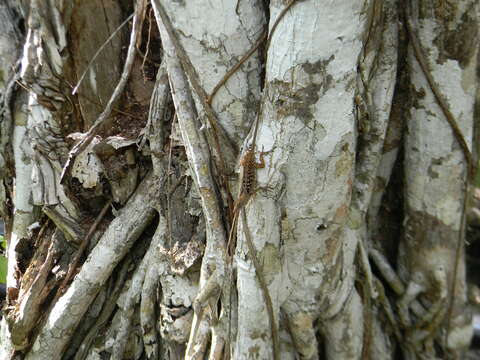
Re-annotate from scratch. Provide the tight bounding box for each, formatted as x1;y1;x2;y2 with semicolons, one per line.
0;1;477;359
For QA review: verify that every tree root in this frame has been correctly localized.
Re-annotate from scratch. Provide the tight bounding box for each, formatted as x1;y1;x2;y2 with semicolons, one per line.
186;269;221;358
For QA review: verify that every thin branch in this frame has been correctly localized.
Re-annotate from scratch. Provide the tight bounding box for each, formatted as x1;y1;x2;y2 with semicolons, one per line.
152;1;228;249
136;46;162;66
153;3;231;356
61;0;147;183
168;174;186;196
27;173;157;358
72;13;134;95
265;0;299;54
73;254;131;360
153;0;235;216
57;200;112;296
207;31;267;105
141;7;154;80
445;180;469;348
167;122;174;248
207;0;299;105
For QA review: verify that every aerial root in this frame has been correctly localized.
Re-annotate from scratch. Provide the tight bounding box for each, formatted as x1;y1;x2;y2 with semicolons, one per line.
370;247;452;356
284;306;319;360
209;326;226;360
186;270;221;358
409;269;448;346
398;281;424;328
141;259;161;358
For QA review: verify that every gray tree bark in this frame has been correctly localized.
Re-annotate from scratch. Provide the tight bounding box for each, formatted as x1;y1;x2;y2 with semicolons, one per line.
0;1;477;359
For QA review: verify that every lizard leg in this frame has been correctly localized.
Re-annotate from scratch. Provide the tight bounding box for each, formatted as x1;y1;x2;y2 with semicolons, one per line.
255;147;266;168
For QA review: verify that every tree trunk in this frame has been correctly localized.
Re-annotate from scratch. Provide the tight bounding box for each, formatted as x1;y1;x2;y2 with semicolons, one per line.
0;1;477;359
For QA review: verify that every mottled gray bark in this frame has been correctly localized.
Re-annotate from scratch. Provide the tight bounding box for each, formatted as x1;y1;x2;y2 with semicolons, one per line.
0;1;477;359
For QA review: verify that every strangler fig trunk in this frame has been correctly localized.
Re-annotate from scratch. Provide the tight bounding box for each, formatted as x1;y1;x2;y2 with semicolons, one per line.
0;1;477;359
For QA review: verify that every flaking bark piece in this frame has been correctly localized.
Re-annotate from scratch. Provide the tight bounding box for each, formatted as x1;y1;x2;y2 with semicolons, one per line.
159;241;204;276
94;136;139;204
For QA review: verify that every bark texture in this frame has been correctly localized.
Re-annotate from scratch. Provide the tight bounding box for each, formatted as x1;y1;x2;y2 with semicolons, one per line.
0;1;478;359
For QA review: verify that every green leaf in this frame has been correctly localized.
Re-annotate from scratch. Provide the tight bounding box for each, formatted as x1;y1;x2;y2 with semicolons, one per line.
0;255;7;284
0;235;5;250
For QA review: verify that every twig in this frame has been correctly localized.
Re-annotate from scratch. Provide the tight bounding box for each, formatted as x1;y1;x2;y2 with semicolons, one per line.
136;46;162;66
167;123;174;248
153;0;235;214
265;0;299;54
57;200;112;295
61;0;147;183
72;258;130;360
207;31;267;105
168;174;186;196
72;13;134;95
445;180;469;348
207;0;299;106
141;7;154;80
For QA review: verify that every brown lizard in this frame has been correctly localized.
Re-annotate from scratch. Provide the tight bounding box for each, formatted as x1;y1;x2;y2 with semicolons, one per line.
226;114;280;360
226;142;265;255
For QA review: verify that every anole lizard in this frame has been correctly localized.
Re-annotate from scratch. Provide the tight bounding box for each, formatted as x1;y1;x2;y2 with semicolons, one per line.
227;114;280;360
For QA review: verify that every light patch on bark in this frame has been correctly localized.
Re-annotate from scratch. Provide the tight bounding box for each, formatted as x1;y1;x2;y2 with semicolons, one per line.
70;134;103;189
